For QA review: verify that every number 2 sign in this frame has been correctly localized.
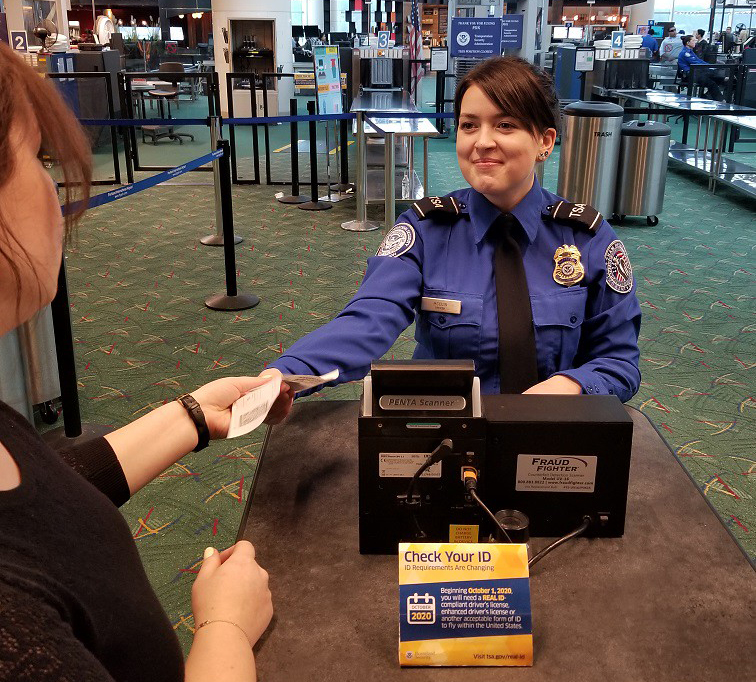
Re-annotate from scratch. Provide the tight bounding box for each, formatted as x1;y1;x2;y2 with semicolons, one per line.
11;30;28;52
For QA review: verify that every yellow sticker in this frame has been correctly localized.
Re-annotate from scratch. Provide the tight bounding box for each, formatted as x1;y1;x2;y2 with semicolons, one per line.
449;524;479;543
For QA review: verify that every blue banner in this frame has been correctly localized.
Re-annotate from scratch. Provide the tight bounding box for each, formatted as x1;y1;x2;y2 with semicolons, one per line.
501;16;524;49
450;18;502;58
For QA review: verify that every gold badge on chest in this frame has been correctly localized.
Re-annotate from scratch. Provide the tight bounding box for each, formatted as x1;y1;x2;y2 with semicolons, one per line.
553;244;585;286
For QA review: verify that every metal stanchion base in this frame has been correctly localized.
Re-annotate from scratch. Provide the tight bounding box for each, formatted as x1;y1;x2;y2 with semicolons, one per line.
42;422;112;450
341;220;381;232
205;293;261;311
298;201;333;211
319;192;350;203
330;183;354;193
201;234;243;246
278;195;311;204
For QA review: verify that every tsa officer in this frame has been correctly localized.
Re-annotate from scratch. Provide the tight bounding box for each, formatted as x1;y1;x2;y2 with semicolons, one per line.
261;57;641;423
678;34;724;101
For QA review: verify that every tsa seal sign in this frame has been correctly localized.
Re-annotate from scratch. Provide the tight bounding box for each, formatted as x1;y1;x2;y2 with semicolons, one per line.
604;240;633;293
553;244;584;286
376;223;416;258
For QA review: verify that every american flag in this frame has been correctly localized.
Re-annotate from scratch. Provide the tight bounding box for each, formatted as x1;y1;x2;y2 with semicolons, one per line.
408;0;425;101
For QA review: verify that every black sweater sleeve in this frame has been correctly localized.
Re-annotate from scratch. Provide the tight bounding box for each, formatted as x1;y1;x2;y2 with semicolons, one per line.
0;580;117;682
57;437;130;507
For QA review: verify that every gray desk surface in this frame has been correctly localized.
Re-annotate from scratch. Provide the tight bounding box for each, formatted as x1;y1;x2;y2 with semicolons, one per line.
352;91;419;113
240;401;755;682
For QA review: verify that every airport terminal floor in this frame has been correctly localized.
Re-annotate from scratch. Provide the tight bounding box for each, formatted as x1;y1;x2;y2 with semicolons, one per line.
60;89;756;654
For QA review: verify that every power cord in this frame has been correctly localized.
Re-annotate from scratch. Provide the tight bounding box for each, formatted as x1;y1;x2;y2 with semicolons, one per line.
528;516;592;568
462;467;513;543
402;438;454;508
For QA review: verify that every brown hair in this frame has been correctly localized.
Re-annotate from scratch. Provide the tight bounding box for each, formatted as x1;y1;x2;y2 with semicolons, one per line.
454;56;560;137
0;41;92;296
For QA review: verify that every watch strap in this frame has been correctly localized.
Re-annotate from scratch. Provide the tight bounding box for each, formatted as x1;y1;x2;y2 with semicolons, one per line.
176;394;210;452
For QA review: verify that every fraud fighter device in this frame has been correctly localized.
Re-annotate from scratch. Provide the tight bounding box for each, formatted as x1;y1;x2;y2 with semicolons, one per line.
358;361;633;554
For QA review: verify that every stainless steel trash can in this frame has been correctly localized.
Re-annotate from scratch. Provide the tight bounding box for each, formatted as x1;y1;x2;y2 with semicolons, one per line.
614;120;671;226
557;101;624;218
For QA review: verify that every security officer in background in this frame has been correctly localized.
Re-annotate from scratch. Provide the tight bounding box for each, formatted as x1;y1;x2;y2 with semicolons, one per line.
679;34;724;101
261;57;641;423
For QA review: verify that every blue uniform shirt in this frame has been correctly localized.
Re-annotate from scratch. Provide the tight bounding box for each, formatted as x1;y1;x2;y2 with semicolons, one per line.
678;47;707;73
269;178;642;401
641;34;658;54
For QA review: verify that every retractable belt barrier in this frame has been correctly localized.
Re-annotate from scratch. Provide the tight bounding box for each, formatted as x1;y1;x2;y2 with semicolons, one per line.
62;149;222;215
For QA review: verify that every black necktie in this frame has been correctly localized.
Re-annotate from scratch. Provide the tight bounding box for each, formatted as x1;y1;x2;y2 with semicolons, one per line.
494;214;539;393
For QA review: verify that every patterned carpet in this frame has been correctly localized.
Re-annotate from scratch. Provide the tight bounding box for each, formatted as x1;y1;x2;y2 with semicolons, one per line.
64;127;755;653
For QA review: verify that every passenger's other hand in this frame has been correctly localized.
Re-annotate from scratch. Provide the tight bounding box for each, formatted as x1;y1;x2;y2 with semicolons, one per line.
192;541;273;648
522;375;582;395
259;368;295;424
191;376;277;439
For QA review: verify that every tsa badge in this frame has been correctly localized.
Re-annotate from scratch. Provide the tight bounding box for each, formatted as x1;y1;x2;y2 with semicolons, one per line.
552;245;585;287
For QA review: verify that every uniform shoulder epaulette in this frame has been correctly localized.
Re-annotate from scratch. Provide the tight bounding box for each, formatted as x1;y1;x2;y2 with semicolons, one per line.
411;196;463;220
545;200;603;233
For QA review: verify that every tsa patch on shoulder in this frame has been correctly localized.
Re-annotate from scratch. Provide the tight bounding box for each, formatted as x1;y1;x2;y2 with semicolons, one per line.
604;240;633;293
376;223;416;258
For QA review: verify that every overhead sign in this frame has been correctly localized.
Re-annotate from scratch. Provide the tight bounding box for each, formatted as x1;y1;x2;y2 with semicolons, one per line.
11;30;28;52
377;30;390;49
450;18;502;58
313;45;343;115
500;15;524;49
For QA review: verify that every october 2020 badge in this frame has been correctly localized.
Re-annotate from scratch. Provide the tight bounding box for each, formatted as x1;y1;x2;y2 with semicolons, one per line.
552;245;584;286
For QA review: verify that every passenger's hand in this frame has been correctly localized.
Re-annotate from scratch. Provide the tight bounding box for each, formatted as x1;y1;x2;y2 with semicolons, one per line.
522;375;583;395
259;368;295;424
191;376;277;439
192;541;273;649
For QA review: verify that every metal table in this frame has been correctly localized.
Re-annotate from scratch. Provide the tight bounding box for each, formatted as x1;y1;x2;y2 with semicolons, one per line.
343;93;438;232
611;89;756;193
708;114;756;198
238;400;755;682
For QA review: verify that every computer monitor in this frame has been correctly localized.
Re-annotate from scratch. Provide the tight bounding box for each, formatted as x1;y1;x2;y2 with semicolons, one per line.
292;26;305;38
170;26;184;41
330;32;349;43
636;25;649;36
552;26;568;40
567;27;583;40
304;25;320;38
649;25;664;38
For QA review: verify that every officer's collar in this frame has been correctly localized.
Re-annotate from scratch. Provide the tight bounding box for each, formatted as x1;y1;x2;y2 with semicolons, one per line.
467;175;544;245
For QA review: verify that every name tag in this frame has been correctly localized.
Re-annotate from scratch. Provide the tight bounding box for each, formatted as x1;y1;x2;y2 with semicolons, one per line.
421;297;462;315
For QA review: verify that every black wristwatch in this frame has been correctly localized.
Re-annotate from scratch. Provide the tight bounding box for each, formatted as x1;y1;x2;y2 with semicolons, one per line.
176;394;210;452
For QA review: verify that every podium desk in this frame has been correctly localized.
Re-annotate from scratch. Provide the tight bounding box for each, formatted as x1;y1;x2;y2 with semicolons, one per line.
238;400;755;682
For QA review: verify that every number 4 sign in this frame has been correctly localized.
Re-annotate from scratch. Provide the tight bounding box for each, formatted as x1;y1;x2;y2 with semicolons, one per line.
11;30;28;52
611;30;625;50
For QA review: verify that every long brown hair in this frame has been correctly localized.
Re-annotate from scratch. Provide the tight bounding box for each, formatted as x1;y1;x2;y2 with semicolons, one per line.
0;41;92;295
454;56;560;137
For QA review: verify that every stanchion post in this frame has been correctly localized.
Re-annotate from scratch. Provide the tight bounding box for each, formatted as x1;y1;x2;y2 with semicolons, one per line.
205;139;261;311
279;99;310;204
298;101;332;211
330;113;353;193
49;258;81;438
263;76;272;185
341;110;379;231
384;130;396;229
201;116;243;246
